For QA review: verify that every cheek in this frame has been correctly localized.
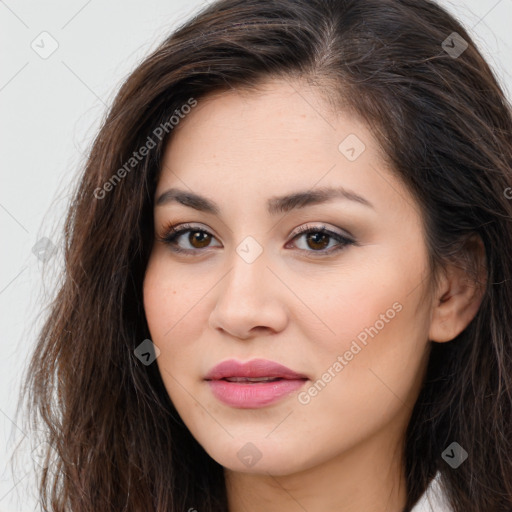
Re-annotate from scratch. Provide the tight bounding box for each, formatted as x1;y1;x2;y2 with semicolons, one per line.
144;252;205;339
295;261;404;357
143;255;207;379
143;262;201;417
292;292;428;454
298;252;430;401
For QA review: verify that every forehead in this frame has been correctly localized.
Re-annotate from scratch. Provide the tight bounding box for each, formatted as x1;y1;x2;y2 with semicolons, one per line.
157;79;412;218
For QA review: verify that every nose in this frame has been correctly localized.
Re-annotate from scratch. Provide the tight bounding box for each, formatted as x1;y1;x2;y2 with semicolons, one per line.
208;248;289;339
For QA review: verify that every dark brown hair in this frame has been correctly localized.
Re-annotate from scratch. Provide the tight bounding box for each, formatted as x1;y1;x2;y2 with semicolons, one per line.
16;0;512;510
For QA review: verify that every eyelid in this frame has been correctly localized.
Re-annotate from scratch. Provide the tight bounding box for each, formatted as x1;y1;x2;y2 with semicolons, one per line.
157;221;351;240
290;222;353;240
156;222;222;249
156;221;355;256
157;222;218;240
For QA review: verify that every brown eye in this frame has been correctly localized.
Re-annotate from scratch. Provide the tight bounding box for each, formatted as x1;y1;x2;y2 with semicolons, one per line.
157;223;222;254
158;222;355;257
304;231;330;251
289;225;355;256
188;230;212;248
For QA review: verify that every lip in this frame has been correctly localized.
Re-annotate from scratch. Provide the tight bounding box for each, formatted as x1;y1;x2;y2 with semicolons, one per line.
205;358;308;381
204;358;308;408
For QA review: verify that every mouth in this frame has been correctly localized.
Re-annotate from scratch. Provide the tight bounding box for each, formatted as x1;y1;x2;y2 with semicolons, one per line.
218;376;290;383
204;358;309;408
204;357;308;381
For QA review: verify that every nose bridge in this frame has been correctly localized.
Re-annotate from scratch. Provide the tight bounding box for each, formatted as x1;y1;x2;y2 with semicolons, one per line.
223;235;270;302
209;235;288;336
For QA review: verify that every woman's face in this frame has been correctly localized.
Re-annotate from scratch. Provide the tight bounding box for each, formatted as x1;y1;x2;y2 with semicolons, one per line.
143;79;435;475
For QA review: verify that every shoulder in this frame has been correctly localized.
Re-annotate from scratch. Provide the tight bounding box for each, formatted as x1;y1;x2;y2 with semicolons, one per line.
410;472;453;512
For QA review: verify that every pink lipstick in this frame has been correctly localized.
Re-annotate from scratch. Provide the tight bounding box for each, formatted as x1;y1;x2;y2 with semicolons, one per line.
204;358;308;408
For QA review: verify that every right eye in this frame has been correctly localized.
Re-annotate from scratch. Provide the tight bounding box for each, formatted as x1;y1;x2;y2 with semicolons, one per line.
157;223;222;255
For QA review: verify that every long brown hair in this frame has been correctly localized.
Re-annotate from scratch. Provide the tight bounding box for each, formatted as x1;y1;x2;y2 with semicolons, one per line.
16;0;512;510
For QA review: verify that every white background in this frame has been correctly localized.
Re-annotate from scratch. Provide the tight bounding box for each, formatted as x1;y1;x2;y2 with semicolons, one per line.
1;1;511;510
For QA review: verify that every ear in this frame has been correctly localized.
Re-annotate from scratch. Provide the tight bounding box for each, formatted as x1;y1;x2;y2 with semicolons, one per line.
428;234;487;343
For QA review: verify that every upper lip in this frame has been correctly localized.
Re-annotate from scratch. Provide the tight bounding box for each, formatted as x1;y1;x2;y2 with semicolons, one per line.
204;358;308;380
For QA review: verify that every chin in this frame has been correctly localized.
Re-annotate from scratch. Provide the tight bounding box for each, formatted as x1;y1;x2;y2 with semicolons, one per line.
201;436;315;476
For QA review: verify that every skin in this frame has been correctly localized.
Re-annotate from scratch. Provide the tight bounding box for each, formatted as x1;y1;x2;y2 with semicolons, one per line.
143;79;486;512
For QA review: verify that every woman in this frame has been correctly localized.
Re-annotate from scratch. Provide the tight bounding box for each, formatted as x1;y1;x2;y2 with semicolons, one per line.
19;0;512;511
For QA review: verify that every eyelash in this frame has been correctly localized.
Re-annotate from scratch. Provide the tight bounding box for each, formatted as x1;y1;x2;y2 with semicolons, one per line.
156;222;356;257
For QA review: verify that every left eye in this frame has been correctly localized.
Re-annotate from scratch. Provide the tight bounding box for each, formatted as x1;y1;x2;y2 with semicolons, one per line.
288;225;355;255
157;223;355;256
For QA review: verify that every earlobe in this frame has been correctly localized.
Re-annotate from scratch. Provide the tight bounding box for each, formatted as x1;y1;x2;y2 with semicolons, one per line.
428;235;487;343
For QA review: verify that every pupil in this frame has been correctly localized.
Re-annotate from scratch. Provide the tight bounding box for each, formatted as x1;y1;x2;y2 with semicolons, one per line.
190;231;210;248
308;232;328;250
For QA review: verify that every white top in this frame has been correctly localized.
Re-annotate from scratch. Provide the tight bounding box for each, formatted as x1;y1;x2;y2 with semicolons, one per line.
410;472;452;512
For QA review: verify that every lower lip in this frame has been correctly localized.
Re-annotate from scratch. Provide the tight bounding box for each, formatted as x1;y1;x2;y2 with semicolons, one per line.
206;379;307;408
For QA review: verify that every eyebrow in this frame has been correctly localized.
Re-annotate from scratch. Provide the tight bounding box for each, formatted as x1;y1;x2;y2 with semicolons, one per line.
155;186;374;215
